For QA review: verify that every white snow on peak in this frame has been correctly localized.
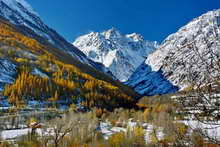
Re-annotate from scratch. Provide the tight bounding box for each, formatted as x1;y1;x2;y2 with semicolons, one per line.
101;28;122;39
73;29;158;81
126;33;144;42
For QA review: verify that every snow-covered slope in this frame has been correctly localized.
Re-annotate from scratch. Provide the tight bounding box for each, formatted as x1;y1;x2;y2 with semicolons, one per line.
0;59;16;91
73;29;158;81
127;9;220;95
0;0;110;74
147;9;220;89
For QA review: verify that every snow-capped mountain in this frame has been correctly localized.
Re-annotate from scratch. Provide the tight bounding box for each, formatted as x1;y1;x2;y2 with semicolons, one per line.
73;28;158;81
127;9;220;95
0;0;111;74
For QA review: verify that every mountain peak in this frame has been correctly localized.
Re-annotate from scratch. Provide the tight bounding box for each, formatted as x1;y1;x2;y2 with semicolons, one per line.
102;28;122;39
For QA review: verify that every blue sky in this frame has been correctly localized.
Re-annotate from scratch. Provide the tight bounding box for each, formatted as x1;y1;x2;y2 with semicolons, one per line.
27;0;220;43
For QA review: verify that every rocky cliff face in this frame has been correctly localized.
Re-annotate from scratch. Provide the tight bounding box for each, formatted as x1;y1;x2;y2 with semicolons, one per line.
73;28;158;81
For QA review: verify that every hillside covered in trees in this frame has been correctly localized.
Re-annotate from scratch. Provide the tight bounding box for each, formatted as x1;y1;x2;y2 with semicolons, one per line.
0;18;137;110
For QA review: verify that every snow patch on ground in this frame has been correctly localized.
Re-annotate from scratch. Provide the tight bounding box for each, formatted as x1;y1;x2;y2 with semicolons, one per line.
1;128;30;140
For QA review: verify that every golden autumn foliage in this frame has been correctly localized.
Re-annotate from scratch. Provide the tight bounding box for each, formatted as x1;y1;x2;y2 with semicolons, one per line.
0;23;44;54
14;57;29;63
108;132;126;147
48;59;134;109
4;69;50;105
3;55;135;109
133;126;145;145
3;66;79;105
175;122;188;137
82;79;134;109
